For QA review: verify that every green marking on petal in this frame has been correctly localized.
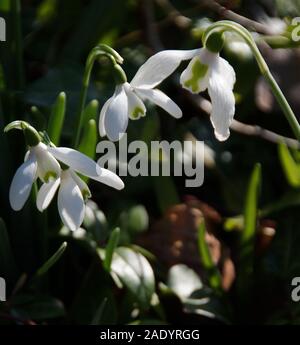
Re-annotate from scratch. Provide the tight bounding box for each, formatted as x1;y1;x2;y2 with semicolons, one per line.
130;107;145;120
184;59;209;93
82;189;91;201
44;171;58;183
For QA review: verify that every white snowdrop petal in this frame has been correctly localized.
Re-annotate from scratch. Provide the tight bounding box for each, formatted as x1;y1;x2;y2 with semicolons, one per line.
217;56;236;89
135;88;182;119
208;69;235;141
99;96;113;137
104;86;128;142
9;152;37;211
58;172;85;231
124;87;146;120
33;143;61;182
69;170;91;201
48;147;124;190
131;49;201;89
36;178;60;212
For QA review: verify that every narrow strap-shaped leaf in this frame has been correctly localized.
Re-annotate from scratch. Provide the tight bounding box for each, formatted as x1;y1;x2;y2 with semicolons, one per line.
47;92;66;145
78;119;97;160
103;227;120;272
238;163;261;304
242;163;261;248
36;242;67;276
278;141;300;187
83;99;99;123
198;221;223;293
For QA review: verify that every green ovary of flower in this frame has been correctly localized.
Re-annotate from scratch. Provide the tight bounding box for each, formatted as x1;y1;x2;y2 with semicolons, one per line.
184;60;208;93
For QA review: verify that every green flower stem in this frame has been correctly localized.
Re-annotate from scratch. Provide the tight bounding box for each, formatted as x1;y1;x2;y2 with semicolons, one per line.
203;20;300;142
73;45;126;148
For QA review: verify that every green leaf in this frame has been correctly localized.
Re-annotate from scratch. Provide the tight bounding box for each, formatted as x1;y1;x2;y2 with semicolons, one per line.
198;222;223;292
30;105;47;130
83;99;99;123
278;141;300;187
242;163;261;247
36;242;67;276
110;247;155;309
78;119;97;159
103;227;120;272
238;163;261;299
47;92;66;145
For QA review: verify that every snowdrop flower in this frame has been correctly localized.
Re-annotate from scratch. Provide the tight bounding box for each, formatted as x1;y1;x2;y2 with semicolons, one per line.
9;141;61;211
119;35;236;141
36;147;124;231
179;46;236;141
99;51;202;141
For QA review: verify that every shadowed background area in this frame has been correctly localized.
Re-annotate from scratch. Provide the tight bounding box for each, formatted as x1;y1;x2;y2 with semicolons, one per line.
1;0;300;325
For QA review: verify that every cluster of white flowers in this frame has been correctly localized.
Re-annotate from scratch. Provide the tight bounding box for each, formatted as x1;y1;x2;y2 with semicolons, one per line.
8;37;237;231
100;45;236;142
9;137;124;231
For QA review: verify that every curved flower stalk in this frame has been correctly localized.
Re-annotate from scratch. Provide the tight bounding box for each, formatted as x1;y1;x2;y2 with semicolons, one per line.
73;44;124;148
202;20;300;142
98;50;202;142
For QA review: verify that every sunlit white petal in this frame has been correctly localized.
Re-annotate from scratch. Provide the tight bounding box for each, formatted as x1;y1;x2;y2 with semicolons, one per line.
99;96;113;137
217;56;236;89
48;147;124;190
131;49;201;89
69;169;91;201
208;69;235;141
33;143;61;182
103;85;128;142
58;171;85;231
135;88;182;119
9;152;37;211
124;84;146;120
36;178;61;212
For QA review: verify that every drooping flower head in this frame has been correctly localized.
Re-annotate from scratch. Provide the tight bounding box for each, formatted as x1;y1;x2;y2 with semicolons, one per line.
180;32;236;141
5;121;124;231
5;122;61;211
120;32;236;141
99;54;190;141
